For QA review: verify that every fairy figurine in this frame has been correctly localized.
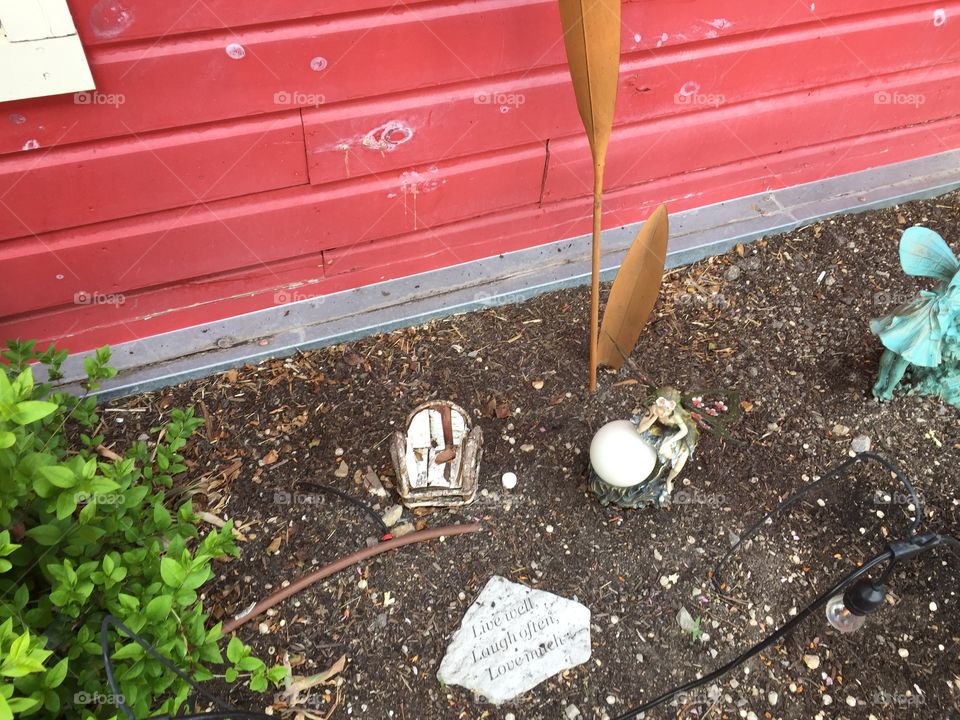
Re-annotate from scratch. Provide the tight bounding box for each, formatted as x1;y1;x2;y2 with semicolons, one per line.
871;226;960;405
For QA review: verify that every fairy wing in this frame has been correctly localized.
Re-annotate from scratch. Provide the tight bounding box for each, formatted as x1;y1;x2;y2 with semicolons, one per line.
899;226;959;281
870;292;944;367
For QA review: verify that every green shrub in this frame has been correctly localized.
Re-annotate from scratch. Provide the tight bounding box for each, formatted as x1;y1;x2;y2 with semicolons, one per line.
0;340;284;719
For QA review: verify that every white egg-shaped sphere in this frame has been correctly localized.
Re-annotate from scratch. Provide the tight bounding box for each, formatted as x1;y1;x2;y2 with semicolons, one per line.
590;420;658;487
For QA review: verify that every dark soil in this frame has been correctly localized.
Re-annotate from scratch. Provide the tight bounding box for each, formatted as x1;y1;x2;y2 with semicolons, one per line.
102;191;960;720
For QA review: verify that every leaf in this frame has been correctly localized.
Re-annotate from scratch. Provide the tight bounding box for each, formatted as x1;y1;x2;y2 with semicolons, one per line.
267;665;288;684
5;696;39;714
25;524;63;546
226;636;244;664
0;432;14;449
557;0;620;164
145;595;173;622
117;594;140;612
9;630;30;660
38;466;76;489
153;503;172;530
249;673;268;693
10;369;34;400
1;657;46;677
181;567;210;590
54;492;77;520
11;401;57;426
110;642;144;661
237;656;263;672
597;205;669;370
557;0;621;391
44;658;69;688
0;370;12;405
159;558;186;587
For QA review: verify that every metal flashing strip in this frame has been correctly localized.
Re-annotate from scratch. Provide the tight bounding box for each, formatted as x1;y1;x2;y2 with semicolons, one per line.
46;148;960;398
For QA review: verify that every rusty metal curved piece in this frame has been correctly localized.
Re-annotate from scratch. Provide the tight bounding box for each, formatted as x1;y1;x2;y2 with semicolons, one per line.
222;523;484;634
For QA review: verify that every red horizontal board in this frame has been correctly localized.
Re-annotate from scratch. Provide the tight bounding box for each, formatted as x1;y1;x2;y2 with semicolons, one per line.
8;114;960;354
1;0;931;155
71;0;434;45
0;113;306;241
1;1;560;156
0;145;545;316
544;61;960;202
304;2;960;185
69;0;931;46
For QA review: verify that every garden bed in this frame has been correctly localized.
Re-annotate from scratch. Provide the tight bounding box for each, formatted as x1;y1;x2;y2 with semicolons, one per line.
102;192;960;719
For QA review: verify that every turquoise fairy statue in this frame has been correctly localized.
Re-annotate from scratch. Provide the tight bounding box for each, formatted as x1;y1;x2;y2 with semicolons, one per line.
871;226;960;407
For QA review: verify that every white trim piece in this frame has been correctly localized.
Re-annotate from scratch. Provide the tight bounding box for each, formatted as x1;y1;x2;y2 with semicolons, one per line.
0;0;94;102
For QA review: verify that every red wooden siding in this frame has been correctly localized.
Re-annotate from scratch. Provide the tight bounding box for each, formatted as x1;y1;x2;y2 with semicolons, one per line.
1;0;959;353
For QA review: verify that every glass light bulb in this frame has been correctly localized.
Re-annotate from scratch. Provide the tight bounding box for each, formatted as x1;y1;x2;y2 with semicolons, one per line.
825;593;867;633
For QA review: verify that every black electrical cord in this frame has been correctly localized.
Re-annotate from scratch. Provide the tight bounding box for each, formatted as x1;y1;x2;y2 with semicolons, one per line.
713;451;922;594
613;550;892;720
297;481;390;538
101;615;272;720
614;453;956;719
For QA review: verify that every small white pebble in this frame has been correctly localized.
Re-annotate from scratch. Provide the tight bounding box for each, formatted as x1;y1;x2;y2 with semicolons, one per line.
823;694;833;706
606;695;617;705
768;691;779;705
501;471;518;490
930;601;938;612
846;695;857;707
545;524;554;533
898;648;909;658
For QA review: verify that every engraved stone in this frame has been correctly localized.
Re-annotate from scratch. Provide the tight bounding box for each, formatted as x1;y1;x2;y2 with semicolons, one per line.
437;576;591;703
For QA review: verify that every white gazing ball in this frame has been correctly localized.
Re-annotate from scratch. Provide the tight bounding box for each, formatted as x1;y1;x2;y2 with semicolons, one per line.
590;420;658;487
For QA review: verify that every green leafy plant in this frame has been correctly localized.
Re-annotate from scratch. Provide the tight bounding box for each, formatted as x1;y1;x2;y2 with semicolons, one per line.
0;340;285;719
684;616;703;642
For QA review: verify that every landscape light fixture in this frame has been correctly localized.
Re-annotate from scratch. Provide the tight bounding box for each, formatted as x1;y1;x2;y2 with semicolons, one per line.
614;452;959;719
